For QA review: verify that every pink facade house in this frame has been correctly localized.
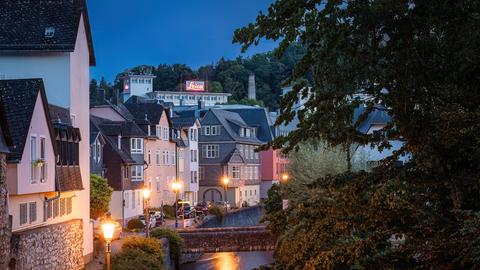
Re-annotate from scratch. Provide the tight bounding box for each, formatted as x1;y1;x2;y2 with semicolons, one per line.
123;102;178;207
260;149;289;199
0;0;96;265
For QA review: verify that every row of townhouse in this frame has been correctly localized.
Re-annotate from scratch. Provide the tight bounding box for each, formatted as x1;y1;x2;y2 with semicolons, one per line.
174;103;289;208
0;0;95;268
90;100;201;225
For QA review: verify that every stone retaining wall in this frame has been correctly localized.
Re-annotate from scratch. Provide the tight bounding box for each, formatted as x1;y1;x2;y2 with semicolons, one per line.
10;219;84;270
178;226;275;253
199;206;264;228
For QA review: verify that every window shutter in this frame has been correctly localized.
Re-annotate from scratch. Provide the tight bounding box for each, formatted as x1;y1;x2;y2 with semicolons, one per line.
29;202;37;223
20;203;27;225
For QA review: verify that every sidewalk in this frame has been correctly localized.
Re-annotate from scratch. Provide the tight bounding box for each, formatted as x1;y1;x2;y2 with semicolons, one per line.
84;218;188;270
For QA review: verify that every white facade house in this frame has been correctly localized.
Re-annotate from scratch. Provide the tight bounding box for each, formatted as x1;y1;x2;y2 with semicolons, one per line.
0;4;96;262
148;91;231;107
184;121;201;205
121;73;157;102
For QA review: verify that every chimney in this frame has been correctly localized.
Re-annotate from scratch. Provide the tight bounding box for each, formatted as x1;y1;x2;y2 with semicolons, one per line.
198;99;205;109
248;73;256;100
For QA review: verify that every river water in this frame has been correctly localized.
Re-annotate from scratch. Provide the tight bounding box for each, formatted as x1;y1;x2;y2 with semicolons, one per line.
180;251;273;270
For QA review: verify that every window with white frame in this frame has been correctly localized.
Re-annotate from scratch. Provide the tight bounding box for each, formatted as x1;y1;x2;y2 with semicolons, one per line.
156;125;161;137
202;145;219;158
250;145;254;159
163;150;167;164
254;166;258;180
124;191;129;208
163;127;169;140
131;165;143;181
204;126;211;135
130;138;143;153
232;166;241;179
30;136;37;182
156;150;160;165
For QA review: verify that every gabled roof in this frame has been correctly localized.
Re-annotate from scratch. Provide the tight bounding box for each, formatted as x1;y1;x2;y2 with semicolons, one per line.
0;79;56;162
171;116;198;129
219;106;274;143
0;0;96;65
209;109;262;145
49;104;72;126
124;102;165;125
90;115;137;164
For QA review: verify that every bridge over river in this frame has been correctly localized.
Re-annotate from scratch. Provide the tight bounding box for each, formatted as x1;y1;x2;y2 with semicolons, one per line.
177;206;275;253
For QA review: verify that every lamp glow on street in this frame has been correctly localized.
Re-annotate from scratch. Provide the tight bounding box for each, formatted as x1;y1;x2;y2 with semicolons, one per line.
171;181;182;228
101;220;115;270
222;176;230;185
172;181;182;191
142;187;151;199
102;221;115;241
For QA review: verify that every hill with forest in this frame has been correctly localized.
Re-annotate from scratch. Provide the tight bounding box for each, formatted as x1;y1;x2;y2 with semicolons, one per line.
90;44;307;109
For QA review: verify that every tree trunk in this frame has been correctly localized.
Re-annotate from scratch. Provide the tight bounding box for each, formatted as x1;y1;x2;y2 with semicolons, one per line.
0;153;11;269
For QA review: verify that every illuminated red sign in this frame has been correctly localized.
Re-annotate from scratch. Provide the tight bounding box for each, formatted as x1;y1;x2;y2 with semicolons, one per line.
186;81;205;91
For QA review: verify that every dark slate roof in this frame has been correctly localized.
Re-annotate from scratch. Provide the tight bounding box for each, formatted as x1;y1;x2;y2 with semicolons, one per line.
210;109;262;145
0;0;96;65
90;116;136;164
124;103;165;125
0;125;10;153
353;105;391;134
0;79;56;162
49;104;72;125
171;116;197;129
220;107;274;143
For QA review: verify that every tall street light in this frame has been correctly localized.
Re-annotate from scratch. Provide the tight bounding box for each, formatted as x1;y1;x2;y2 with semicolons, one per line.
102;219;115;270
222;176;229;213
171;181;182;228
142;187;151;237
281;173;289;182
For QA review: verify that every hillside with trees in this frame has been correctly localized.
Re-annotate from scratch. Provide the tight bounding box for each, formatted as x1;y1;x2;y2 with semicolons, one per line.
90;44;307;109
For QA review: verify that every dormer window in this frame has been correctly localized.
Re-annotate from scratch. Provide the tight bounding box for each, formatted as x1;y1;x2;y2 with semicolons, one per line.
131;138;143;154
44;27;55;38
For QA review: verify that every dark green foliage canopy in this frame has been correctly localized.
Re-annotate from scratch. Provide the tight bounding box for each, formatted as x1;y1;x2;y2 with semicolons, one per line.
90;174;113;220
111;236;164;270
89;45;307;109
234;0;480;268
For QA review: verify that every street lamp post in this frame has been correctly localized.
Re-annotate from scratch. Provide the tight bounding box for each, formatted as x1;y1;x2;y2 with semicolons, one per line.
142;187;151;237
171;181;182;228
281;173;289;182
222;176;229;213
102;220;115;270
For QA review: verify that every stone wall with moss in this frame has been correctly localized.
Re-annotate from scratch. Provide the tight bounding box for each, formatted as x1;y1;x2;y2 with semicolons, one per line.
10;219;83;270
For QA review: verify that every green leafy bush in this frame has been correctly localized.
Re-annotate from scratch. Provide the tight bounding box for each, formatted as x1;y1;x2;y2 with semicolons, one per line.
127;218;144;231
90;174;113;219
111;236;164;270
208;205;224;220
163;205;176;219
151;228;184;268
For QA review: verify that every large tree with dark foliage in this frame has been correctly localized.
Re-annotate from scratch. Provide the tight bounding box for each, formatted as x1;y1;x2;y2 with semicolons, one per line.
234;0;480;269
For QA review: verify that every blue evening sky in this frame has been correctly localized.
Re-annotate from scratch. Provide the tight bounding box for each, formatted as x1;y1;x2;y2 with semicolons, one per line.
87;0;277;82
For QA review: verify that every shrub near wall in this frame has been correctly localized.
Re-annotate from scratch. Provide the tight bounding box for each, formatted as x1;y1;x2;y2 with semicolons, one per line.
111;236;164;270
151;228;184;268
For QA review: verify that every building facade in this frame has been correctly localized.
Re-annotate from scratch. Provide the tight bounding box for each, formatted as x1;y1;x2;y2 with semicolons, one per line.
194;109;262;208
0;0;95;263
172;116;201;205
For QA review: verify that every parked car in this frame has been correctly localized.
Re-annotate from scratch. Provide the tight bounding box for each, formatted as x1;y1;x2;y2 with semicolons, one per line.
139;215;157;228
177;202;196;219
195;202;209;215
93;219;122;240
150;211;164;225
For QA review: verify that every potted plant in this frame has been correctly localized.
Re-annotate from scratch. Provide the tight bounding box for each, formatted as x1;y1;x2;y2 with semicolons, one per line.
33;159;44;168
